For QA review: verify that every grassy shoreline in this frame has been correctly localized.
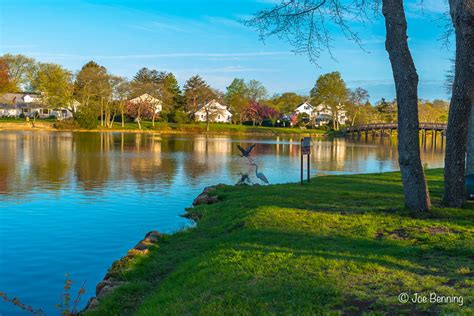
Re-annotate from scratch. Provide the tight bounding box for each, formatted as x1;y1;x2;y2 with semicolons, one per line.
0;120;327;136
84;169;473;315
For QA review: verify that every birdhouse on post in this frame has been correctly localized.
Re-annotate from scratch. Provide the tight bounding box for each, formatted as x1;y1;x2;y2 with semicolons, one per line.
301;137;311;185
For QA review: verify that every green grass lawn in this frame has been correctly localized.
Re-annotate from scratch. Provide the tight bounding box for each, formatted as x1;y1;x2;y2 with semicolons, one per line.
85;169;473;315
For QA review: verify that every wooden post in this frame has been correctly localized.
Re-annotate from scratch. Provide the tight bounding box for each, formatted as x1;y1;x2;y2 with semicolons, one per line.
423;129;427;148
307;153;310;183
300;145;303;185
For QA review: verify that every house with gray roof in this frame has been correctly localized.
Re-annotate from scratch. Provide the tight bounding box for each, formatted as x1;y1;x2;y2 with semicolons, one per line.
0;92;76;119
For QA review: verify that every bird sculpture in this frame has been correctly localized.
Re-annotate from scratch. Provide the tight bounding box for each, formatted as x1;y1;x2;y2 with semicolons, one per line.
237;144;256;160
251;163;269;184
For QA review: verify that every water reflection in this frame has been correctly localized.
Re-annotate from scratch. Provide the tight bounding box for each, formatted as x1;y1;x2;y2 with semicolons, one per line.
0;132;446;197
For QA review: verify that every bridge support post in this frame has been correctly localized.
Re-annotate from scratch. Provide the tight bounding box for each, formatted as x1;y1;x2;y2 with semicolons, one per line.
423;129;427;148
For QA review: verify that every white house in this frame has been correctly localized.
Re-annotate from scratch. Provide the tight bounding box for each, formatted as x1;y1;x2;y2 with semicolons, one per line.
0;92;76;119
195;100;232;123
314;103;348;126
294;102;314;117
128;94;163;114
293;101;347;126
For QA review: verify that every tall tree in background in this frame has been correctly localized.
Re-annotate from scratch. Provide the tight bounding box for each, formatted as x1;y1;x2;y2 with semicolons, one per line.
225;78;249;124
444;1;474;206
347;87;369;126
133;67;160;83
375;98;397;123
158;72;183;114
1;54;37;91
270;92;305;115
246;0;431;211
32;63;73;110
131;69;164;128
74;61;109;128
310;72;348;130
0;58;16;94
247;79;268;102
113;77;131;128
184;75;210;113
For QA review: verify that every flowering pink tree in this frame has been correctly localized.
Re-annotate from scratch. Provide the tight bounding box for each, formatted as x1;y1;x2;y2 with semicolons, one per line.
244;101;279;126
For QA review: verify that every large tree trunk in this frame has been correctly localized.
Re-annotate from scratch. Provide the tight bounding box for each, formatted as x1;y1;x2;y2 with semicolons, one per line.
382;0;431;211
466;103;474;175
444;1;474;206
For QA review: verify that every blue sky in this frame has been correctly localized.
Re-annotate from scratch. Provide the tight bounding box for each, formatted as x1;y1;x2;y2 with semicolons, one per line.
0;0;452;102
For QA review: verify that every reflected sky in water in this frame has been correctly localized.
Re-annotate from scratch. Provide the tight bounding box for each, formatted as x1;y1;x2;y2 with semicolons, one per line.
0;131;444;314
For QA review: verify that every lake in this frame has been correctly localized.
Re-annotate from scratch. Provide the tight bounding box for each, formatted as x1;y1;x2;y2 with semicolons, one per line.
0;131;445;314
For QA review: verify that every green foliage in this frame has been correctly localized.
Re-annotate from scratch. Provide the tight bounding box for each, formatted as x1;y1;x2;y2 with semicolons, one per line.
32;63;73;109
375;98;398;123
74;61;110;116
269;92;305;114
246;79;267;102
225;78;249;123
183;75;211;113
74;108;98;129
85;169;473;315
167;110;190;124
1;54;37;90
310;72;349;129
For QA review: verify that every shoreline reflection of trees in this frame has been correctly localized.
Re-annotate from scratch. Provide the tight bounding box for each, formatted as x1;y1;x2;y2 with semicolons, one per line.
0;132;445;199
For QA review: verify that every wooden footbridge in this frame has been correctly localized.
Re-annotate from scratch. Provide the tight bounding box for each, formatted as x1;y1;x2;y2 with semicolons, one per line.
345;122;447;146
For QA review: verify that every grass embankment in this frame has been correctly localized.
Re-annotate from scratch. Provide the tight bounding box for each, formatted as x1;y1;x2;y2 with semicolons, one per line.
86;169;473;315
0;119;326;136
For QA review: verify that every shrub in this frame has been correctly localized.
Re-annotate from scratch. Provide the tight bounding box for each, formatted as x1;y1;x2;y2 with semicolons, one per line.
168;110;190;124
53;119;79;130
74;109;98;129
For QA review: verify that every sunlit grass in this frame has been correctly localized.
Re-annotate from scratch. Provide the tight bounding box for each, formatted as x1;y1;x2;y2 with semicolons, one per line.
86;169;473;315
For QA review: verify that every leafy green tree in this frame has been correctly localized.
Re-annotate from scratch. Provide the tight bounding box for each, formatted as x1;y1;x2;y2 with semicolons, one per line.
73;61;109;128
246;79;267;102
375;98;397;123
225;78;248;124
346;87;369;126
158;72;183;114
310;71;348;130
184;75;211;113
32;63;73;110
113;77;131;128
269;92;305;114
133;67;160;84
1;54;37;90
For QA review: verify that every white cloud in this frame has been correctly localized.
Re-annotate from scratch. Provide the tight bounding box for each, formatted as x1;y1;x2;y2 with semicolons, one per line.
24;51;293;60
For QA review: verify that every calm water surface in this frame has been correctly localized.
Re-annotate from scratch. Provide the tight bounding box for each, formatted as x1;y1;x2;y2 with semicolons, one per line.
0;131;444;314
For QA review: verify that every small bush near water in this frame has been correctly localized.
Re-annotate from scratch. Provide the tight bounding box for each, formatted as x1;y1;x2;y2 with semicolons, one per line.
1;275;86;316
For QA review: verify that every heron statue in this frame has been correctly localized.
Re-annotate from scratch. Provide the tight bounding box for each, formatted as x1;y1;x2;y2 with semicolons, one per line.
237;144;256;161
251;163;269;184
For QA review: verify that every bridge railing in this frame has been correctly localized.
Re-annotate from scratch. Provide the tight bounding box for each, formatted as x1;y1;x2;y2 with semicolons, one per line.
345;122;447;133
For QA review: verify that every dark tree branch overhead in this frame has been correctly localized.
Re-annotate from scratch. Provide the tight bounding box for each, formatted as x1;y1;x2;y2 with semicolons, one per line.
243;0;377;65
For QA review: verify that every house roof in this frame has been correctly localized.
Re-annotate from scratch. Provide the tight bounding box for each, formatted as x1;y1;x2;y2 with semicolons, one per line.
0;92;42;105
129;93;162;104
196;100;229;112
